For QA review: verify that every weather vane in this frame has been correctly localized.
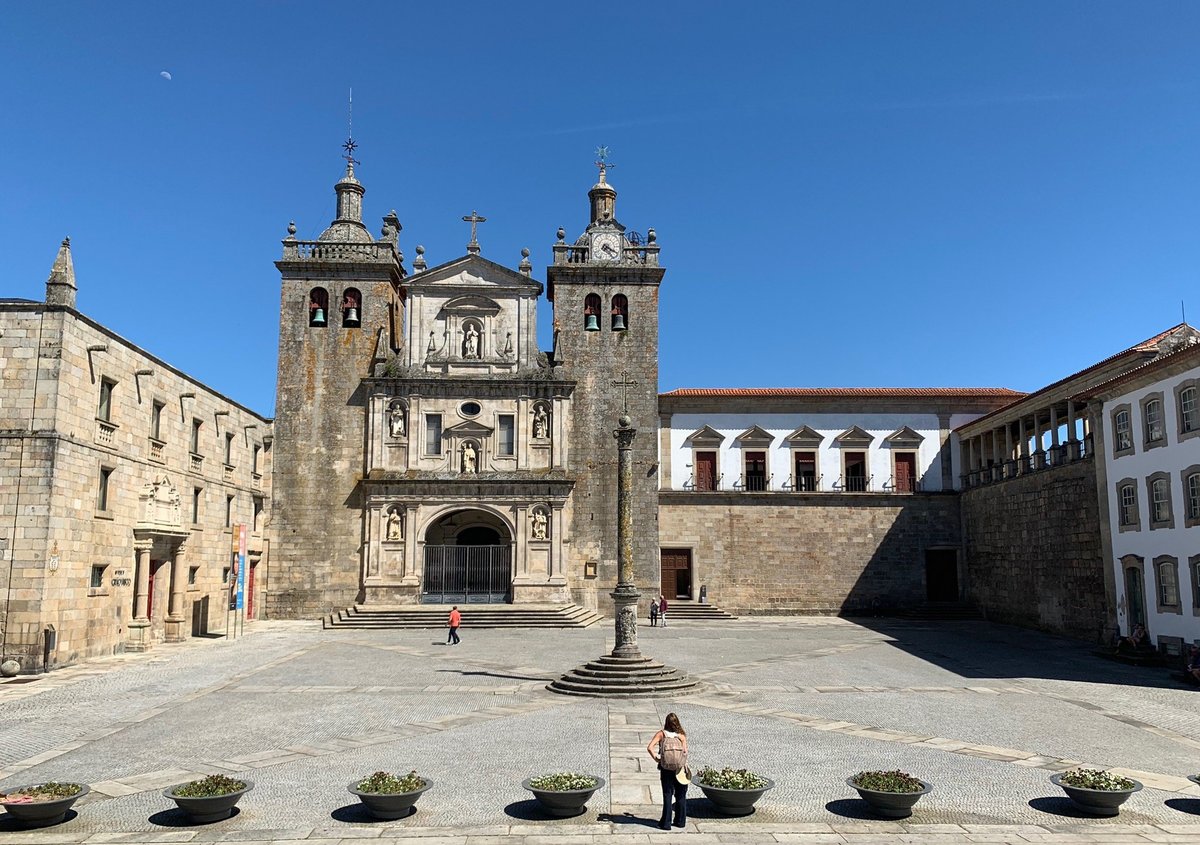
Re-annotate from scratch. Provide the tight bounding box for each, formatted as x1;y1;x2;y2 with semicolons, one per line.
595;145;614;179
342;88;359;168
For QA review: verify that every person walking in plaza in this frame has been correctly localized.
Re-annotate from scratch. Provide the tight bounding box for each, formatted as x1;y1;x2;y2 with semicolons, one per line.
649;596;659;627
647;712;689;829
447;605;461;645
659;595;668;628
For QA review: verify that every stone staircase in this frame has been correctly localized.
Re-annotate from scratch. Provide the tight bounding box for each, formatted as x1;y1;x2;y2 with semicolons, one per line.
323;603;603;630
660;600;738;621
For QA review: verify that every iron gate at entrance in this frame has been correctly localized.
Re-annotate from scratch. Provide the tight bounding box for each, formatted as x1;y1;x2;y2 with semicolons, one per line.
422;545;512;603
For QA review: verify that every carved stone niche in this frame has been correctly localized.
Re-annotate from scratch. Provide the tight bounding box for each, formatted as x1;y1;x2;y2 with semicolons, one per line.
383;505;405;543
137;476;182;531
529;506;550;542
386;400;408;440
531;402;552;442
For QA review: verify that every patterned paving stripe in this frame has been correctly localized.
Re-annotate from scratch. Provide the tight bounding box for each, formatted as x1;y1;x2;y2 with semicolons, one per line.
687;696;1200;796
698;639;889;680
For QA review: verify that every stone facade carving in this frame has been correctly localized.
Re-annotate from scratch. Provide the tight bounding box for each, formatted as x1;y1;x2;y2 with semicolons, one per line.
385;507;404;541
533;404;550;440
531;508;548;540
138;475;182;529
388;402;406;438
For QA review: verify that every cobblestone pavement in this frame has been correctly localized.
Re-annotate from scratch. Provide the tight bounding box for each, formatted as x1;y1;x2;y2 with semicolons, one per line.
1;617;1199;844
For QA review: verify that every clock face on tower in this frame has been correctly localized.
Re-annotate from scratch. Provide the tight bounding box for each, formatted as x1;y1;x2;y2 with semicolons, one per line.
591;232;621;261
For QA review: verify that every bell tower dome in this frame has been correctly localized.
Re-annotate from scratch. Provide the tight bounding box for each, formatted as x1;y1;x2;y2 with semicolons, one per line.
588;164;617;226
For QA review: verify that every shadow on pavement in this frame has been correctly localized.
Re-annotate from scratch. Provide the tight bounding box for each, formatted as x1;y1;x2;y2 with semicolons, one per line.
1165;798;1200;816
851;619;1182;689
436;669;552;681
148;806;241;827
329;802;416;823
1028;796;1097;818
824;798;882;820
503;799;587;821
599;810;661;828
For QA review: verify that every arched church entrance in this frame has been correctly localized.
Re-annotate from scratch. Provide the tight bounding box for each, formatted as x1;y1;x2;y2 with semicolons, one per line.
422;509;513;604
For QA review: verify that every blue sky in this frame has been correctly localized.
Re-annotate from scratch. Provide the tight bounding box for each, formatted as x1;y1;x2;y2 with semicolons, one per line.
2;2;1199;416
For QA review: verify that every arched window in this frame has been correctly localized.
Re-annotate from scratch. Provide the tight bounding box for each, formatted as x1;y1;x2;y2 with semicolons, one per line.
611;294;629;331
1156;557;1180;608
584;293;602;332
342;288;362;328
309;287;329;327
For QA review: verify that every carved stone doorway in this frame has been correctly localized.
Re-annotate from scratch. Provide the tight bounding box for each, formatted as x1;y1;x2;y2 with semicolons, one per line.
660;548;693;600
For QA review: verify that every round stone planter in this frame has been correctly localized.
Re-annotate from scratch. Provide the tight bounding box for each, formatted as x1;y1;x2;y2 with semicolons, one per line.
521;776;605;818
163;779;253;823
348;777;432;820
696;777;775;816
846;777;932;819
0;783;88;828
1050;773;1141;817
1189;775;1200;788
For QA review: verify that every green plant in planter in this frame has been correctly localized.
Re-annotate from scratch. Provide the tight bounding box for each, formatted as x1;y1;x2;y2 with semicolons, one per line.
0;782;82;803
356;771;426;794
527;773;598;791
1058;769;1136;791
172;774;247;798
697;767;768;790
851;770;925;793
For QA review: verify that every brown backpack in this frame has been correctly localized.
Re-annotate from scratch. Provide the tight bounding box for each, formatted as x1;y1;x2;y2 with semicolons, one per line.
660;734;686;772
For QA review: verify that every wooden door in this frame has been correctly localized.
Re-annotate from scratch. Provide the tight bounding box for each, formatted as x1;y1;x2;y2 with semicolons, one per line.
695;451;716;491
845;452;867;491
147;562;159;619
894;453;916;493
745;451;767;491
246;564;256;620
660;549;693;599
1125;567;1146;628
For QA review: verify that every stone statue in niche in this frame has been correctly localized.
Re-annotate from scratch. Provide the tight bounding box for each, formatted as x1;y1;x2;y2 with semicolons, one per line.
533;405;550;439
461;442;477;474
463;324;480;359
385;508;403;541
530;509;548;540
388;403;406;438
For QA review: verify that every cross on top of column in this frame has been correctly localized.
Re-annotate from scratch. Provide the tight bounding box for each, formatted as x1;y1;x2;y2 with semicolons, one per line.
611;371;638;415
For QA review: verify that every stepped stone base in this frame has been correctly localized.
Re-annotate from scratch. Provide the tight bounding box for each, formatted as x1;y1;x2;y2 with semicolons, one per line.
324;604;602;630
548;653;700;698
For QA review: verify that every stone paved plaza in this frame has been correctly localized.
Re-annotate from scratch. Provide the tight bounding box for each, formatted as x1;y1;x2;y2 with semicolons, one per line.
2;616;1199;844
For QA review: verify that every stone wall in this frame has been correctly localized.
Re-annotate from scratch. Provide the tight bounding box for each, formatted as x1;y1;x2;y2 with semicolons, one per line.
659;492;962;614
962;459;1107;641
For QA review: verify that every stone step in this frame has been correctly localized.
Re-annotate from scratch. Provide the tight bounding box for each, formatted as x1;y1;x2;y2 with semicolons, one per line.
323;604;602;630
657;601;737;620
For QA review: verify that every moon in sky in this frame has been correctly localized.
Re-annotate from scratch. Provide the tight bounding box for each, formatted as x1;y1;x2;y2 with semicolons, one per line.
160;71;172;81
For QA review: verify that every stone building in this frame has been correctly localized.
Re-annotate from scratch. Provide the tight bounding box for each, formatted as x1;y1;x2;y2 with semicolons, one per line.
0;240;272;670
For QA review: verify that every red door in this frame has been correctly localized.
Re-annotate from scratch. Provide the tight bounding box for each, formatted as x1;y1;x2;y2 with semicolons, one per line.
660;549;693;599
147;562;157;619
695;451;716;491
246;564;256;619
895;453;916;493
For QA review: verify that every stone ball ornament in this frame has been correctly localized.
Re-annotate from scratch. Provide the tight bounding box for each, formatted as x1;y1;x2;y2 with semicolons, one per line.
287;221;297;236
618;414;632;428
521;247;531;257
0;659;20;678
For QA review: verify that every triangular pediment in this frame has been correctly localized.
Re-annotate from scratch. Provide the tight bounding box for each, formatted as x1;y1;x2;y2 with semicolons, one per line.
734;425;775;447
405;254;543;295
685;425;725;447
835;425;874;447
884;426;925;448
784;425;824;448
443;419;495;436
440;295;501;316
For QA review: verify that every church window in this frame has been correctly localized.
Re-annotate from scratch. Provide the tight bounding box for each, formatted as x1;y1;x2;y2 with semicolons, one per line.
425;414;443;455
191;419;203;455
795;452;817;492
98;378;116;422
342;288;362;328
1142;395;1165;446
1178;384;1198;436
584;293;602;331
1113;407;1132;455
498;415;515;456
1155;556;1180;610
744;451;767;491
694;451;718;491
611;294;629;331
97;466;113;512
844;452;868;492
1148;473;1173;528
224;432;235;466
150;400;164;440
308;287;329;327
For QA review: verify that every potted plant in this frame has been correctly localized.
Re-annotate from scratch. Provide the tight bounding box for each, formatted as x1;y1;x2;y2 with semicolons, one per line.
521;772;605;817
695;766;775;816
847;770;932;818
348;770;432;820
1050;769;1141;817
163;774;253;823
0;782;87;827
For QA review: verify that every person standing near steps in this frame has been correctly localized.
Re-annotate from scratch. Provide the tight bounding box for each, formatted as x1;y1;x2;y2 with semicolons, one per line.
447;606;461;645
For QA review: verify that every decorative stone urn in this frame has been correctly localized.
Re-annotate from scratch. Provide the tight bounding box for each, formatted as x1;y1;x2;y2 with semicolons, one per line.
846;776;932;818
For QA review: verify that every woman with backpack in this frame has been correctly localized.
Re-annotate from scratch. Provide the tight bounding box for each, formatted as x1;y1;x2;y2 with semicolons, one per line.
647;712;689;830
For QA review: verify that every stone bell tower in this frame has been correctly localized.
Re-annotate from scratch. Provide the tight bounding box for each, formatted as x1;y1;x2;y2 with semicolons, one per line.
269;144;406;618
548;158;664;611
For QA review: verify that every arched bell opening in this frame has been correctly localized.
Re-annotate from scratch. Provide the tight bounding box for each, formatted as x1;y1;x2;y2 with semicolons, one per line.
308;287;329;327
422;509;512;604
611;293;628;332
584;293;602;332
342;288;362;328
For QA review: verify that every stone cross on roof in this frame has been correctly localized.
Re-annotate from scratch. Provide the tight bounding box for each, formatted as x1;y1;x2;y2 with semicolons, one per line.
462;210;487;255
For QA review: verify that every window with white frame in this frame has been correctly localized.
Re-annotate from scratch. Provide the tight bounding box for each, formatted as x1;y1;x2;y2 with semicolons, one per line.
1118;482;1139;530
1143;396;1165;445
1114;407;1133;453
1180;385;1198;436
1156;556;1180;610
1149;474;1173;528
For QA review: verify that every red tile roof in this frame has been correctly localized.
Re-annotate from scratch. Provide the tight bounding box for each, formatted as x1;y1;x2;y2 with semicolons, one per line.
1073;339;1200;400
660;387;1025;398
